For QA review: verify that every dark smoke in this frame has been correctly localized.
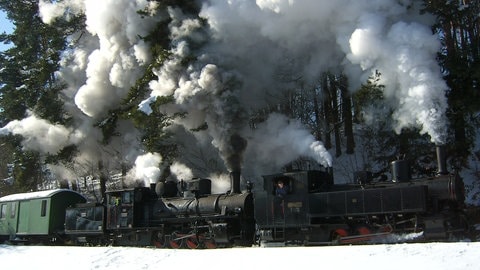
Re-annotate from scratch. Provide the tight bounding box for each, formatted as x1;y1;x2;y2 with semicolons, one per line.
2;0;447;187
226;133;247;172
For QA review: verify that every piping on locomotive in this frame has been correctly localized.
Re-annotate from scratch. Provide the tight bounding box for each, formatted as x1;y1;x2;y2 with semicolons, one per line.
0;144;471;247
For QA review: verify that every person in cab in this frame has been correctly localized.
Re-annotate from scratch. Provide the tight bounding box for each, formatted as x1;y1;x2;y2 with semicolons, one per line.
274;180;288;218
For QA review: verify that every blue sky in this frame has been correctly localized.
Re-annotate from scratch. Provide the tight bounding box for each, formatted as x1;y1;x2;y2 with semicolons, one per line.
0;10;14;51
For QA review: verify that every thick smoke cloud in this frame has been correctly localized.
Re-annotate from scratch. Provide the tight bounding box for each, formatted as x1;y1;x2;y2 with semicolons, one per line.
0;112;84;153
347;18;447;143
143;0;447;178
0;0;449;187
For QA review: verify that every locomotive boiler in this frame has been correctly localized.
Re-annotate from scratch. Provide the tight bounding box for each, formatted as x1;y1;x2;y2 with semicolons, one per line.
65;172;256;248
255;145;467;245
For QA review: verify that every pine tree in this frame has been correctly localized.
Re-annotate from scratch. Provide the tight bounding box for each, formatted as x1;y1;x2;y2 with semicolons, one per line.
0;0;81;192
423;0;480;167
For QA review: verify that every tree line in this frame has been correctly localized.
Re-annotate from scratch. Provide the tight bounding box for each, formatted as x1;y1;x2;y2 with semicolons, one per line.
0;0;478;200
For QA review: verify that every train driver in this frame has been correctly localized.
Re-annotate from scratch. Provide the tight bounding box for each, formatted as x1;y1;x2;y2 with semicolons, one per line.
274;180;288;218
275;180;288;200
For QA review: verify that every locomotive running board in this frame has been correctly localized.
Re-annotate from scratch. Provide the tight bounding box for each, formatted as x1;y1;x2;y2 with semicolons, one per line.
338;231;393;244
303;232;394;246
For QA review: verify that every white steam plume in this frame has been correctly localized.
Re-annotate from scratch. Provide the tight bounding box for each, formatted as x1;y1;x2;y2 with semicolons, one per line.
245;113;332;172
141;0;448;176
169;162;194;182
6;0;163;185
347;17;448;143
129;152;163;186
1;0;450;185
0;112;84;154
40;0;160;117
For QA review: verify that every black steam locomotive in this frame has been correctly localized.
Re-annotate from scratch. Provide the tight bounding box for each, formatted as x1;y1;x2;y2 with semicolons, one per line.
255;145;466;245
0;145;470;247
64;173;256;248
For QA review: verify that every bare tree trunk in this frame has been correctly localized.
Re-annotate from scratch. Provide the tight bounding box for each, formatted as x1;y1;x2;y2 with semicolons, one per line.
322;74;332;150
329;74;342;157
313;86;323;141
339;74;355;154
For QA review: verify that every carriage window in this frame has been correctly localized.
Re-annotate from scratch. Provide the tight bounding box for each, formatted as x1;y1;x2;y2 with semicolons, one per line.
10;202;16;218
0;204;6;219
123;191;131;204
41;200;47;217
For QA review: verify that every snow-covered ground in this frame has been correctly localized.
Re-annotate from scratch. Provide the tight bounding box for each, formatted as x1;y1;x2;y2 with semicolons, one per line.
1;242;478;270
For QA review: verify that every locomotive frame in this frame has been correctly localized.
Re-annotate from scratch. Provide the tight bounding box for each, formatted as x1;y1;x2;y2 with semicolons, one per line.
0;145;473;247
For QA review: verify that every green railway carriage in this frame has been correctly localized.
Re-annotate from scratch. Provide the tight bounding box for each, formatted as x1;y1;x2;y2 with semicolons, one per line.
0;189;86;243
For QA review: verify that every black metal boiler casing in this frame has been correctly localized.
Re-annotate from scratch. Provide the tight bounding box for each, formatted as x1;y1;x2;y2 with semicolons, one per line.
360;173;465;206
413;173;465;203
154;192;254;218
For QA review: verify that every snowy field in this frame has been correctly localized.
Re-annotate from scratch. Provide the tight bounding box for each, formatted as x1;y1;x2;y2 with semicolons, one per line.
1;242;479;270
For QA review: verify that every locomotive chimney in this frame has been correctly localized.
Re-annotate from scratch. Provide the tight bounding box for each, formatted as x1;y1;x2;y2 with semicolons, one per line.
230;171;241;194
436;144;448;175
327;166;334;185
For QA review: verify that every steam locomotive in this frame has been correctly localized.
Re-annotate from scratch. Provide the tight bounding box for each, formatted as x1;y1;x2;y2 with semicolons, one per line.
0;145;469;247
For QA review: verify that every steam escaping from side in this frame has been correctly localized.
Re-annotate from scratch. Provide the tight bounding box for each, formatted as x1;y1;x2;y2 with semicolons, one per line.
207;172;234;194
245;113;332;175
169;162;194;182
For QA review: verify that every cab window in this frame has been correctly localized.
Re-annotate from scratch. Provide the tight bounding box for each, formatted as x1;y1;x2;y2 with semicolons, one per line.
271;177;292;195
41;200;47;217
0;204;6;219
10;202;16;218
123;191;132;204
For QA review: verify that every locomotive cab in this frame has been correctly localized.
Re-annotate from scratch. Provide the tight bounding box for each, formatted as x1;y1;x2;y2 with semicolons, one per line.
106;187;157;230
255;169;334;241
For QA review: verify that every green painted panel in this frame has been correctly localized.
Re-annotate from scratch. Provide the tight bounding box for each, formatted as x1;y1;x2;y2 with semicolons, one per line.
29;199;49;235
17;201;30;234
16;199;50;235
0;189;87;236
0;202;18;238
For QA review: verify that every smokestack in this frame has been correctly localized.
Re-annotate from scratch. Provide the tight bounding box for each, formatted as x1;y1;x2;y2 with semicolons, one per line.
230;171;241;194
436;145;448;175
327;167;334;185
150;183;157;191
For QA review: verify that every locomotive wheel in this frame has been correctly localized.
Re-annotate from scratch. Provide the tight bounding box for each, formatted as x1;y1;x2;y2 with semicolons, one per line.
203;239;217;249
185;234;200;249
168;232;184;249
356;226;372;235
152;232;166;248
331;228;349;243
